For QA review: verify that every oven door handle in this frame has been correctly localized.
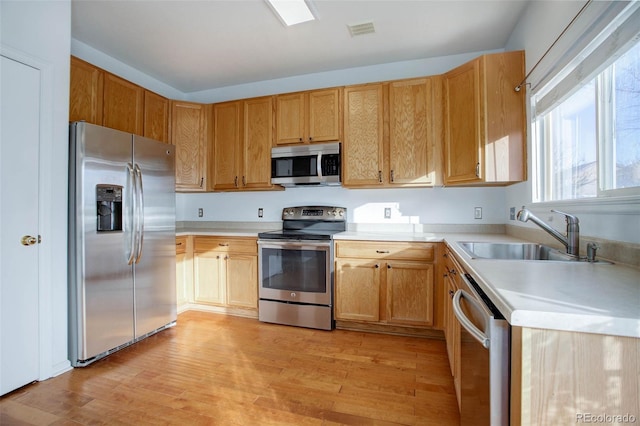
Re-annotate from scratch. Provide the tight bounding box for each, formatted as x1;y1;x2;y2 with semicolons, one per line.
258;240;331;250
452;289;490;349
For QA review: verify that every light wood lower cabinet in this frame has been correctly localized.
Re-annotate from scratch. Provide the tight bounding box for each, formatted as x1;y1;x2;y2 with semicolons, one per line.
510;327;640;425
176;236;193;311
335;240;437;330
193;236;258;315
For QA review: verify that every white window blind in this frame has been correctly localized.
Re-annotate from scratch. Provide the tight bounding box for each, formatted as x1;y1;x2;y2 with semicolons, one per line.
533;1;640;116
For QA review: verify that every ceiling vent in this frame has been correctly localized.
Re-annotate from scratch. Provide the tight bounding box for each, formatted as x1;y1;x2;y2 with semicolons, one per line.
348;22;375;37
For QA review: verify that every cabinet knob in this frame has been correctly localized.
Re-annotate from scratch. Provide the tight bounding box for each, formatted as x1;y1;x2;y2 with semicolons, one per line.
218;243;229;247
378;171;382;183
448;290;455;298
374;264;379;268
387;264;392;269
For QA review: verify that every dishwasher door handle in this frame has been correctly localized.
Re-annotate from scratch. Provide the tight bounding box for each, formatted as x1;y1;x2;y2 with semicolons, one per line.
453;289;490;349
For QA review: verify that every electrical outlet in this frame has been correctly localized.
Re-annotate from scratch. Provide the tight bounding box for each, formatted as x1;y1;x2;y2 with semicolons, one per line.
510;207;516;220
258;208;263;218
474;207;482;220
384;208;391;219
198;208;203;218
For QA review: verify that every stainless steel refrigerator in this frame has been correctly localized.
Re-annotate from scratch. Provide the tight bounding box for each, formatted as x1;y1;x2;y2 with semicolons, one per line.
68;122;176;367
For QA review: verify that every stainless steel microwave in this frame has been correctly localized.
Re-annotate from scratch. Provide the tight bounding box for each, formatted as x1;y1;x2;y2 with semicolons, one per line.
271;142;341;187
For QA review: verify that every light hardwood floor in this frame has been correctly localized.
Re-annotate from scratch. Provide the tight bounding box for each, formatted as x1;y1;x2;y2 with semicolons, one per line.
1;311;460;425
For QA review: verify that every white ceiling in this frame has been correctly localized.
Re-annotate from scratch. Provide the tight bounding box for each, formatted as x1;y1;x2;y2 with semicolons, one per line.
71;0;530;94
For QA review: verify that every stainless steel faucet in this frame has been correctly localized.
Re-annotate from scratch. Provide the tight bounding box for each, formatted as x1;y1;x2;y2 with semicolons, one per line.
516;208;580;257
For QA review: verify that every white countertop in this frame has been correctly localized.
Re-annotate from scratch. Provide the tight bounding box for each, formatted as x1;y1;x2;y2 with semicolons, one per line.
179;227;640;338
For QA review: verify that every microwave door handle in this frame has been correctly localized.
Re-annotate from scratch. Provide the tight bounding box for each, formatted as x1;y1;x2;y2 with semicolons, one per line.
452;289;490;349
317;152;323;178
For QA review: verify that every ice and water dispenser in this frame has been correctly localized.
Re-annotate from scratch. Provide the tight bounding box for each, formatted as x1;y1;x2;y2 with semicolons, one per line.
96;185;122;232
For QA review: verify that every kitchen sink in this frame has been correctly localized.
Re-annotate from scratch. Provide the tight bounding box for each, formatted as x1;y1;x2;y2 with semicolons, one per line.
458;242;578;261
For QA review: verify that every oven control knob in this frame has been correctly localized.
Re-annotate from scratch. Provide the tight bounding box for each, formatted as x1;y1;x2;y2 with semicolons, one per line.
291;292;296;298
338;209;344;216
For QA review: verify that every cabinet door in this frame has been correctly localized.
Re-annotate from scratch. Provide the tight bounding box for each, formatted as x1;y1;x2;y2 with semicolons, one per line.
389;78;435;186
444;59;482;184
171;101;207;191
226;254;258;309
213;101;242;190
144;90;169;143
193;252;225;305
308;88;341;143
275;93;305;145
342;84;385;187
242;96;274;189
69;56;103;124
386;261;434;326
103;73;144;135
176;252;189;308
335;259;380;322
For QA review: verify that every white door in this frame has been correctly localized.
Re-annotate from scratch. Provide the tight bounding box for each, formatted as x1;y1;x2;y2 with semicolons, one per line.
0;55;41;395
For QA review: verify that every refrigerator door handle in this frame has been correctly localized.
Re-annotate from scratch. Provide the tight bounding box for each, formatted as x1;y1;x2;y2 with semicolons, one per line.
125;163;136;265
134;163;144;264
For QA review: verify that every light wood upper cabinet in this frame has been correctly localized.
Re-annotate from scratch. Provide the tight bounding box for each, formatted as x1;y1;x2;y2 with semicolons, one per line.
343;78;441;188
103;72;144;135
171;101;208;191
444;50;526;185
143;90;170;143
213;100;242;191
242;96;275;190
388;77;440;186
342;84;385;187
69;56;103;124
213;96;277;191
275;88;342;145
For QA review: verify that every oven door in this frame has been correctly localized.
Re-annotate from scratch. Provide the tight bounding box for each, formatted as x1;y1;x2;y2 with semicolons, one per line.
258;240;332;306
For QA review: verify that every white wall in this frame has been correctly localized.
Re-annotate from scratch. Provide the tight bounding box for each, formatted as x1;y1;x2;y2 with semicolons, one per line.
1;1;71;376
504;1;640;245
177;186;506;225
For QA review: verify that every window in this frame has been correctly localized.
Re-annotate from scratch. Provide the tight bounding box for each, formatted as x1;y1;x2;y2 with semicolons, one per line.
532;3;640;203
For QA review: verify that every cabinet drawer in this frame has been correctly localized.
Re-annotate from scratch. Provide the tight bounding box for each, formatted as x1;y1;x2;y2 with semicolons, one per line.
194;236;257;254
176;236;188;254
336;241;435;261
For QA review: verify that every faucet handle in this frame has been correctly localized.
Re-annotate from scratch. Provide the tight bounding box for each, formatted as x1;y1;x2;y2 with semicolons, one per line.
551;209;579;224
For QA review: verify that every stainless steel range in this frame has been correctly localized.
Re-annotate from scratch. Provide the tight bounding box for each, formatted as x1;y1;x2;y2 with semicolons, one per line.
257;206;346;330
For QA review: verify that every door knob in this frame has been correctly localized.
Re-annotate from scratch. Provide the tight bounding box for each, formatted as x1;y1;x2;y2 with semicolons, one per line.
21;235;39;246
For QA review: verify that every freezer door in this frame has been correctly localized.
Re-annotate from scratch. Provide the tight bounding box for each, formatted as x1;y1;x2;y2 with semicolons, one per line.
69;122;135;363
132;135;176;338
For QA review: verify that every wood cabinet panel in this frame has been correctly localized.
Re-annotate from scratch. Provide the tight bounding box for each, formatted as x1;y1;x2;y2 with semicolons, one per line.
335;259;381;322
343;84;385;186
276;93;306;144
213;101;242;190
386;261;434;326
143;90;169;143
103;73;144;135
308;88;341;142
444;51;526;185
194;251;225;305
242;96;275;189
194;236;257;254
226;255;258;309
171;101;207;191
389;78;435;185
335;241;435;261
69;56;103;124
176;236;193;310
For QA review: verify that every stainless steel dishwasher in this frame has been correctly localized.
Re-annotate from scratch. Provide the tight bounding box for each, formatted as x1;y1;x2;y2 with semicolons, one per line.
452;273;510;426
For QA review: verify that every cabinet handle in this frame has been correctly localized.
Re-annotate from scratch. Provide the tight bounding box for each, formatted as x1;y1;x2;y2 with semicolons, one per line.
234;176;238;187
475;163;480;178
378;171;382;183
218;243;229;247
242;176;246;186
225;255;229;260
216;255;220;259
376;250;390;254
390;170;394;182
299;137;303;142
443;253;448;258
176;242;183;246
449;269;457;275
448;289;455;298
309;137;313;141
200;177;204;188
